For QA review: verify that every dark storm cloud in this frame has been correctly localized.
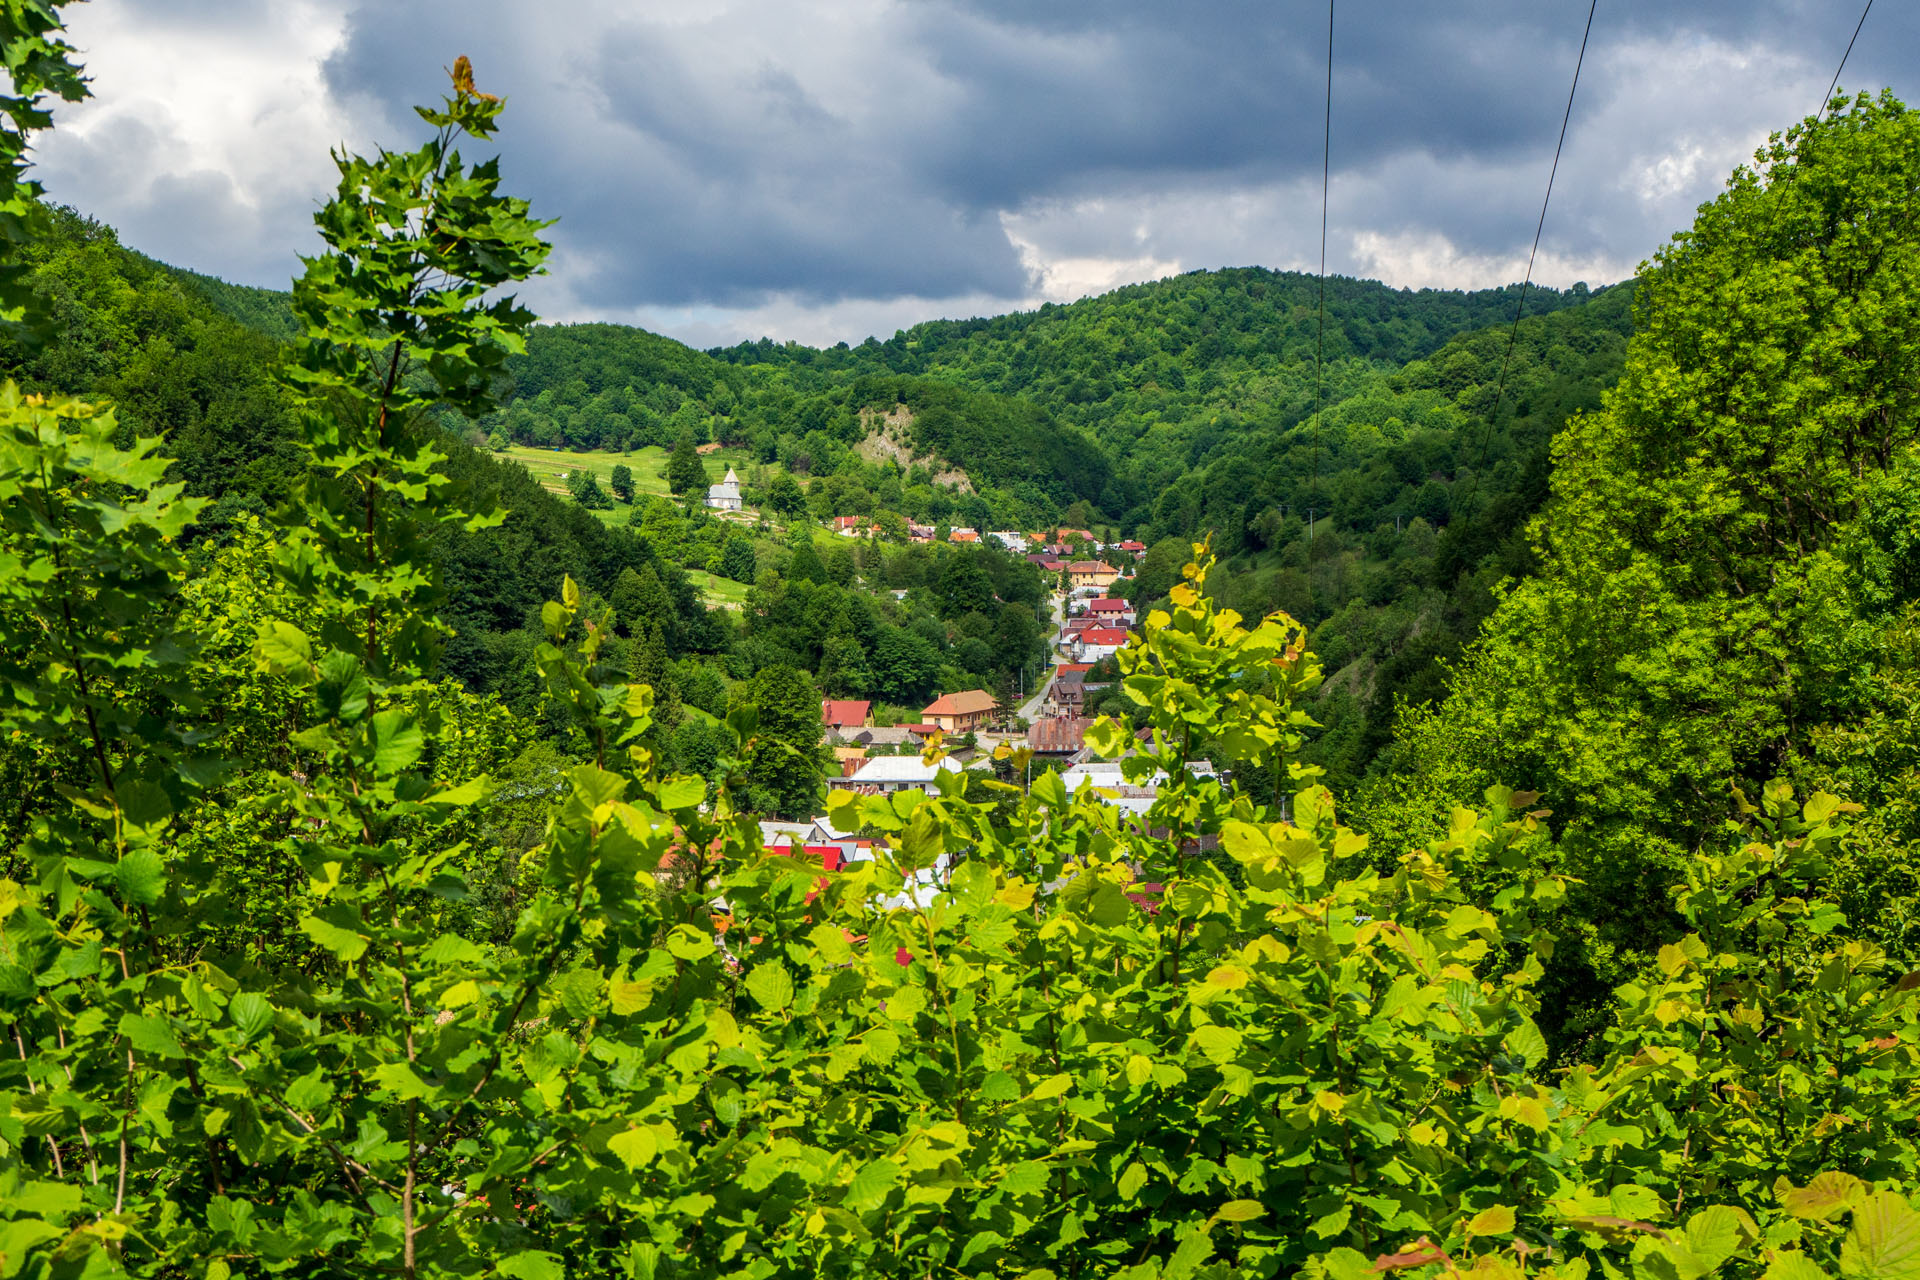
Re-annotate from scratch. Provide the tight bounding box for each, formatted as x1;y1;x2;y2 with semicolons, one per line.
35;0;1917;342
312;0;1917;317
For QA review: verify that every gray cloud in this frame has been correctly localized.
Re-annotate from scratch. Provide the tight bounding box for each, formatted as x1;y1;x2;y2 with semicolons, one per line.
33;0;1920;345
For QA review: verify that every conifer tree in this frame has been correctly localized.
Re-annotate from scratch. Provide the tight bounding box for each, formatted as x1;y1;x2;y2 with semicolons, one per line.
666;425;707;495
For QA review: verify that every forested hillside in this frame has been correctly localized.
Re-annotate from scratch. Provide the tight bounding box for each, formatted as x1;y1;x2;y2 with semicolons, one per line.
11;5;1920;1274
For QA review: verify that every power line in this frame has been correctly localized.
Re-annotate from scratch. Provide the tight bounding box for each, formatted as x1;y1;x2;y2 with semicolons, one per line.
1815;0;1873;123
1308;0;1332;619
1456;0;1598;524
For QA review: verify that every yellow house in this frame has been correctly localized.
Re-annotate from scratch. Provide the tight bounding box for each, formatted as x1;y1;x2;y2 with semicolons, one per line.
1068;560;1119;591
921;689;999;734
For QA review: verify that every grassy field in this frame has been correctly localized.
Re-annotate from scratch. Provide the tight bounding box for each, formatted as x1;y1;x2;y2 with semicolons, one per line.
684;569;751;610
498;444;759;504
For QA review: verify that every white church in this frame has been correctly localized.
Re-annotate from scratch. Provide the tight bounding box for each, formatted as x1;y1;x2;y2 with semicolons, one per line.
705;466;742;511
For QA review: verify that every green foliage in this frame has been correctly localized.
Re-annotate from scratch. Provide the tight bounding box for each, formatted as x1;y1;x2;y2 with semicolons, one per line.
1358;92;1920;1043
10;25;1920;1280
566;467;611;509
609;461;633;502
666;426;708;495
736;662;827;818
0;0;86;347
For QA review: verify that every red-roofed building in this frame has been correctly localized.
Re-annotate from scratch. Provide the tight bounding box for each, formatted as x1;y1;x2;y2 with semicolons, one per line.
821;699;872;732
1115;540;1147;559
1088;597;1135;625
948;527;979;543
1071;628;1131;662
831;515;880;537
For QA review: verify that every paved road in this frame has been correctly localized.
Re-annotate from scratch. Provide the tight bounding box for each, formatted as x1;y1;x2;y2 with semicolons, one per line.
1016;593;1068;720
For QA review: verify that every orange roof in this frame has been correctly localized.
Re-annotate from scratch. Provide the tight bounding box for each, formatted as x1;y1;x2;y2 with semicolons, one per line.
922;689;998;716
1078;629;1130;646
1068;560;1115;574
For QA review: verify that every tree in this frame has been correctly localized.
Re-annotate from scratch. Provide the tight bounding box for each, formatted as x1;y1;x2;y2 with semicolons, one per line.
1357;91;1920;1037
717;532;756;584
609;461;634;502
566;467;610;508
666;425;708;495
738;662;826;818
787;525;826;584
765;469;808;519
934;550;995;618
610;563;673;638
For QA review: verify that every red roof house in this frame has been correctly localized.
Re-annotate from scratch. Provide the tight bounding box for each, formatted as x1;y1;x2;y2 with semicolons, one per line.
821;699;873;730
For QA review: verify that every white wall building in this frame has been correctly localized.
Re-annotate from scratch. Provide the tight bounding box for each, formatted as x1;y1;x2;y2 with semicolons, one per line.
845;755;965;795
706;466;742;511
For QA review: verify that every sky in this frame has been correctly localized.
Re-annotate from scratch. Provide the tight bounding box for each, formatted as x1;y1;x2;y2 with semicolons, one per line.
32;1;1915;349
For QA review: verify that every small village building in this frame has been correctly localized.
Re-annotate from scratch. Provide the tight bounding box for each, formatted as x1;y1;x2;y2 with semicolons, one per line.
921;689;999;734
907;522;935;543
845;755;964;796
1027;716;1092;757
988;531;1028;553
831;515;879;538
948;527;979;544
821;699;873;734
1068;561;1120;591
1072;627;1130;662
1116;540;1147;559
1087;597;1135;625
705;466;743;511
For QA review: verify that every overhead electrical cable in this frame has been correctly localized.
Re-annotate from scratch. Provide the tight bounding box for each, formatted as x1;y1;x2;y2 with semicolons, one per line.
1308;0;1333;619
1815;0;1874;123
1455;0;1598;524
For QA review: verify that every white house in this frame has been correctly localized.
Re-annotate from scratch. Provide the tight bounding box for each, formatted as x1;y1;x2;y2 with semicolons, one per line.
706;466;742;511
988;531;1029;553
845;755;965;796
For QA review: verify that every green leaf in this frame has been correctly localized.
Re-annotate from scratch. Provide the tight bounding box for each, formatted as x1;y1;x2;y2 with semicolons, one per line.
115;850;166;906
999;1161;1050;1197
286;1068;333;1112
665;925;711;961
1324;1248;1375;1280
300;912;370;962
1310;1204;1352;1239
1506;1018;1547;1068
845;1158;900;1211
367;710;424;774
371;1062;433;1100
1770;1256;1832;1280
657;775;705;810
1029;1073;1073;1101
1117;1162;1148;1201
499;1252;564;1280
1468;1205;1516;1238
745;963;794;1011
569;764;626;809
254;620;313;678
1214;1200;1265;1223
1785;1173;1868;1221
608;1127;657;1171
119;1013;184;1059
1843;1193;1920;1280
228;992;275;1042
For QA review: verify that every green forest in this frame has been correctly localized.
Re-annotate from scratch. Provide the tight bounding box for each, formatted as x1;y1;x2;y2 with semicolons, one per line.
6;3;1920;1278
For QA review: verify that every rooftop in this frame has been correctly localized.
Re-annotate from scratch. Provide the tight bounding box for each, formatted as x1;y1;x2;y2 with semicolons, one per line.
923;689;998;716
